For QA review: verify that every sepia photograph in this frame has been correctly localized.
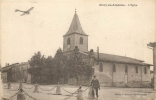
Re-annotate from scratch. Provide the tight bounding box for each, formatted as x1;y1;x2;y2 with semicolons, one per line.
0;0;156;100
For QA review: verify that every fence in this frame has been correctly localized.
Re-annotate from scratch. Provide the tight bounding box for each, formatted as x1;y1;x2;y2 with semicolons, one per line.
4;83;91;100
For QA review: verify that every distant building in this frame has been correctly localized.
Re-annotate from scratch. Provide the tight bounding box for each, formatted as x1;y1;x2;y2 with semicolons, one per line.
62;10;152;87
2;62;31;83
0;64;3;97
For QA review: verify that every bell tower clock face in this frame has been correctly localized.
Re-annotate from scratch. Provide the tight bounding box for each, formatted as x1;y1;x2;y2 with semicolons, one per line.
67;44;70;50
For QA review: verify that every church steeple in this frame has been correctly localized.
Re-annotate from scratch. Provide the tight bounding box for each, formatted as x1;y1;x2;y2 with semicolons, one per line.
63;10;88;37
63;10;88;52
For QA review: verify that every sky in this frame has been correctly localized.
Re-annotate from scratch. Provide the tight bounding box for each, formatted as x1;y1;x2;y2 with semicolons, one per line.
1;1;155;69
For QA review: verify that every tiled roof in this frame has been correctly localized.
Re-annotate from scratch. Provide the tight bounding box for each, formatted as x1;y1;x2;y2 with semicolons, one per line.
63;12;88;37
85;51;151;65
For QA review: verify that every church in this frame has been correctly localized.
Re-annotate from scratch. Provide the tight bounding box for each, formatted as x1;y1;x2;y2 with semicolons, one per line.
62;10;152;87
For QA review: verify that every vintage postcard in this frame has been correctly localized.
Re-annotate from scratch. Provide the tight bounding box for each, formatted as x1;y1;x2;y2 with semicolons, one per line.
0;0;156;100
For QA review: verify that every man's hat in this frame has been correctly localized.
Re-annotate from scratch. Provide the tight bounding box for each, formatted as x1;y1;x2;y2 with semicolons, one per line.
93;75;96;77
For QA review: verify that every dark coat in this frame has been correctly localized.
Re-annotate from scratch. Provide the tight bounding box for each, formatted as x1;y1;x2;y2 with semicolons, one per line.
91;79;100;88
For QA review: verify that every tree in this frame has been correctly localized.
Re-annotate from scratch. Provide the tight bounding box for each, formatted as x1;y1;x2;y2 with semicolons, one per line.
28;51;45;83
64;46;91;84
53;48;68;83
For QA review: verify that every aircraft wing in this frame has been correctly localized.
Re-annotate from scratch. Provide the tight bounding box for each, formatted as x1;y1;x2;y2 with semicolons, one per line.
26;7;34;12
21;13;26;16
15;9;25;12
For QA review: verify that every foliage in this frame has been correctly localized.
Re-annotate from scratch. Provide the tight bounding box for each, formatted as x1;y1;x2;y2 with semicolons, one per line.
28;47;91;84
28;51;45;83
53;48;68;83
64;49;91;84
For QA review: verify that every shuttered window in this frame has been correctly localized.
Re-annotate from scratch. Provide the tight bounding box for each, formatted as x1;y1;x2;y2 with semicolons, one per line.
80;37;83;44
99;63;103;72
135;66;138;73
144;67;147;74
125;65;128;73
67;37;70;45
113;64;116;72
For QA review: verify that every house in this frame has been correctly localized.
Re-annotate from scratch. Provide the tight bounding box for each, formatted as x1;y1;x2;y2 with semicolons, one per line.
2;62;31;83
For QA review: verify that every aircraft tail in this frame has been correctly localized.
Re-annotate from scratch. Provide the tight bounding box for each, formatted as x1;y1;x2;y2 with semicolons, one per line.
15;9;20;12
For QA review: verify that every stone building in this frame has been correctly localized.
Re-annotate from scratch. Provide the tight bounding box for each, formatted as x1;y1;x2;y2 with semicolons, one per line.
62;11;152;87
2;62;31;83
2;63;19;83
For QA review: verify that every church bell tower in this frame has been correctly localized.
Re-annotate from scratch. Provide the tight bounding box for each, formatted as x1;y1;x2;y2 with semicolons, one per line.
63;10;88;52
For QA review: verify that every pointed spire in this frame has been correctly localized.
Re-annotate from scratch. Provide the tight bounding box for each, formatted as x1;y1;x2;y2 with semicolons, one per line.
75;8;76;13
63;9;88;37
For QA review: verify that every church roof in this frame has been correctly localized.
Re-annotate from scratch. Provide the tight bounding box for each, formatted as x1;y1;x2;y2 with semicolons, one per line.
95;53;152;65
85;51;151;65
63;11;88;37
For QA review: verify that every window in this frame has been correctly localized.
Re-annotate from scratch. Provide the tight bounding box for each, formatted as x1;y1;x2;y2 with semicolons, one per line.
113;64;116;72
99;63;103;72
144;67;147;74
125;65;128;73
67;37;70;45
135;66;138;73
80;37;83;44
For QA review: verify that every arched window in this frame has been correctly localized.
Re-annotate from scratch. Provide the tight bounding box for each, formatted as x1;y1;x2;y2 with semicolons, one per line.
113;64;116;72
135;66;138;73
125;65;128;73
80;37;83;44
99;63;103;72
144;67;147;74
67;37;70;45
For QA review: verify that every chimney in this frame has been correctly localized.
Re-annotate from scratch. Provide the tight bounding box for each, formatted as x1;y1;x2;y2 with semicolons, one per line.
5;63;9;66
97;46;100;64
97;46;99;59
89;49;95;66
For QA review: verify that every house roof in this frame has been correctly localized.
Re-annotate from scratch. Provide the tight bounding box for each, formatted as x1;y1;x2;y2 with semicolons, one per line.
63;12;88;37
2;63;19;72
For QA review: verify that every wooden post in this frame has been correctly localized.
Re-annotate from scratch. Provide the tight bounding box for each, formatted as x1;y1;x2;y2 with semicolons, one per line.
147;42;156;91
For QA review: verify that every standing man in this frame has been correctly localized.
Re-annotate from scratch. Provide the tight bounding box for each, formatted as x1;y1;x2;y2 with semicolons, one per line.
91;75;100;99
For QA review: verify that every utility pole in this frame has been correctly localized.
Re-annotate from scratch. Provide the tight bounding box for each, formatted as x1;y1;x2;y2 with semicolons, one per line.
147;42;156;91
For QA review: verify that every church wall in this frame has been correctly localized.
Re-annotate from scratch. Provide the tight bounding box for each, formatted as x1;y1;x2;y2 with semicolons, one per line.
127;65;142;83
127;65;151;87
112;63;126;87
94;62;113;87
74;34;88;52
93;61;151;87
142;66;151;86
63;34;75;52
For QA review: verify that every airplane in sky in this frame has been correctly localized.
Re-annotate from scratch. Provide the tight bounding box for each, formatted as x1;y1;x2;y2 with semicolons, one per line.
15;7;34;16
